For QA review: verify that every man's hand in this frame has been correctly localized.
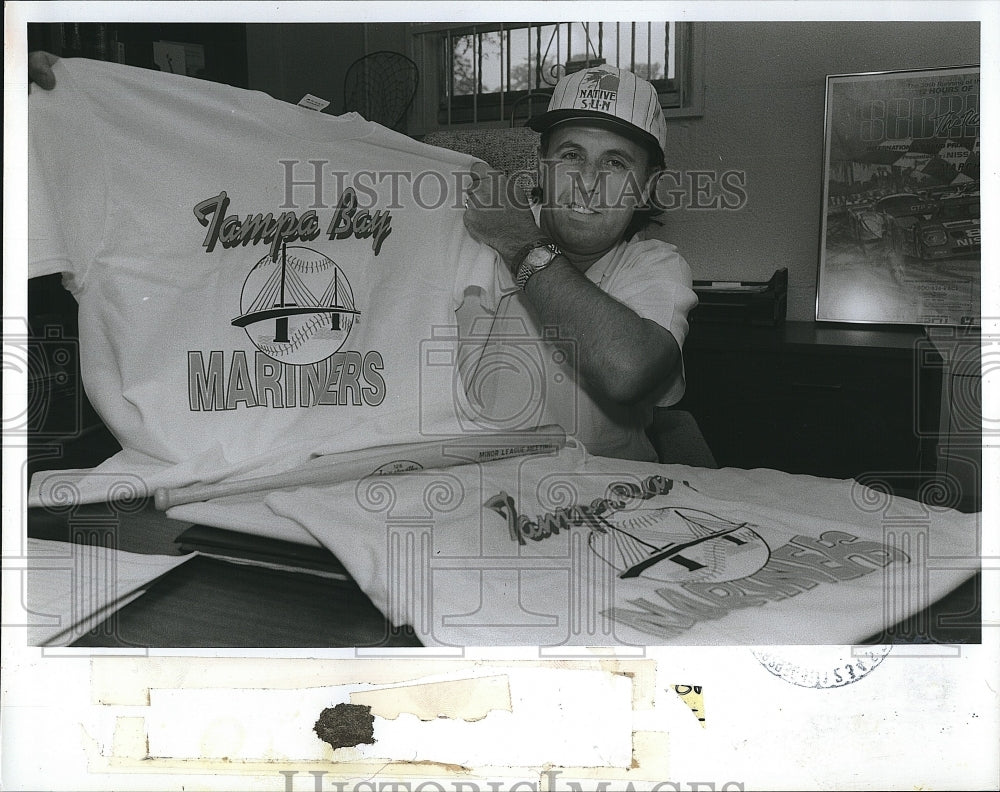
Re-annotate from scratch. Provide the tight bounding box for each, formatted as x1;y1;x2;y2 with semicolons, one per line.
462;165;678;406
28;51;59;92
463;166;547;273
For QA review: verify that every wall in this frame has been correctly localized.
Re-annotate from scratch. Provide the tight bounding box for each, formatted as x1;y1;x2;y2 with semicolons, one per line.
245;23;408;115
247;21;980;322
245;23;368;112
656;21;979;320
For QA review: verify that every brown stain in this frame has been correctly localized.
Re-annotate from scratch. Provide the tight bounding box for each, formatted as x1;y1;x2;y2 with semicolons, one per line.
96;658;659;774
313;703;375;750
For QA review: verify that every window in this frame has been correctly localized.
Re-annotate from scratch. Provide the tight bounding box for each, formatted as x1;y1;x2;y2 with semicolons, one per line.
409;22;704;133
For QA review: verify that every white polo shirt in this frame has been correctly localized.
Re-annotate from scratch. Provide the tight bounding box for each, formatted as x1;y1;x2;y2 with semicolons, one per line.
457;212;697;461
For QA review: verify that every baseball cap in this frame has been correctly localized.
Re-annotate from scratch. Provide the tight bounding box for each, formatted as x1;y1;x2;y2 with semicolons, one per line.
527;65;667;160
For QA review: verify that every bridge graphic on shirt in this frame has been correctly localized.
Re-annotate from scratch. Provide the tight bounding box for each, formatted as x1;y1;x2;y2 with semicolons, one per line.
231;243;359;342
597;510;751;579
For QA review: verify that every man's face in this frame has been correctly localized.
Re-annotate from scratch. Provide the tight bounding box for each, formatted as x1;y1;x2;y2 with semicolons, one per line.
538;122;653;270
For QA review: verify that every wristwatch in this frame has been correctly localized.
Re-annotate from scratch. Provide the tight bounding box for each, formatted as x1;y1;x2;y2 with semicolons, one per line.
514;241;563;290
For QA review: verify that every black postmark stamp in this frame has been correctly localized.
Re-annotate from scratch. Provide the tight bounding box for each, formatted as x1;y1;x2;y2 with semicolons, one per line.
751;646;892;689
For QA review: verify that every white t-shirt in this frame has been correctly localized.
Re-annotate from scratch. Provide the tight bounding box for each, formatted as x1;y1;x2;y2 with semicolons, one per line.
259;444;979;646
28;58;497;505
457;215;697;461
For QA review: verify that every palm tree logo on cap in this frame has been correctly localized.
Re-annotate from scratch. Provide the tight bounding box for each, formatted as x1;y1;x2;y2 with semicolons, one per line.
580;67;620;94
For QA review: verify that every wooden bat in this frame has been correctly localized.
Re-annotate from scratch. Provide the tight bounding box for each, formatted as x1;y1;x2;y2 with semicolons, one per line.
153;425;567;510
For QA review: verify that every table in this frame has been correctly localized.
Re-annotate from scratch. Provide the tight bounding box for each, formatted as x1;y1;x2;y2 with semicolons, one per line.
676;321;947;502
27;500;420;648
27;499;979;647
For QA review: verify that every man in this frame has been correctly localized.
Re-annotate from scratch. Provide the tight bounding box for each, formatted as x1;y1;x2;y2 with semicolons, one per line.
459;65;697;462
28;55;698;463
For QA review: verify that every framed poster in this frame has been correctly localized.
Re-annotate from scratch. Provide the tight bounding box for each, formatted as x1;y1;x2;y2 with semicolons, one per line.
816;66;980;325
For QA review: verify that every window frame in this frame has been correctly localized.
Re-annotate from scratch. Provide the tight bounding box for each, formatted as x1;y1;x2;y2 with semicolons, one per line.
407;21;705;135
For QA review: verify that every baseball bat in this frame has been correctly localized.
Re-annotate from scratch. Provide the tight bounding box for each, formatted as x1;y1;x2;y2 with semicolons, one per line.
153;424;567;511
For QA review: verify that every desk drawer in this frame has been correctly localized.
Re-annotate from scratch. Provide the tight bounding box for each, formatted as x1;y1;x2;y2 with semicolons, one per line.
679;335;935;480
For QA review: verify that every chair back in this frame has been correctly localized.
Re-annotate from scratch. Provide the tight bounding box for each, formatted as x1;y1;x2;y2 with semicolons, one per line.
343;51;419;131
507;90;553;127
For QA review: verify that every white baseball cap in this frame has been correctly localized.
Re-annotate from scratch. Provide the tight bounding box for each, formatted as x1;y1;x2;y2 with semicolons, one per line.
527;65;667;161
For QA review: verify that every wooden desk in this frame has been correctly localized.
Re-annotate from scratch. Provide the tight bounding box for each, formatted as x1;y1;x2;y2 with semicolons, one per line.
71;556;421;648
677;320;947;504
28;500;420;648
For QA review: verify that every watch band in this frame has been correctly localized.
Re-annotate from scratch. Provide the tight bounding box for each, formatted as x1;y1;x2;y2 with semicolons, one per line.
514;241;563;290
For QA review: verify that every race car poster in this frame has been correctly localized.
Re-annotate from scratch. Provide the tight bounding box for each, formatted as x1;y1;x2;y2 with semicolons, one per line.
816;66;980;325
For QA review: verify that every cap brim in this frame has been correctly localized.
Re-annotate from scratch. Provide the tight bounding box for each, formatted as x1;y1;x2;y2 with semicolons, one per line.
526;109;662;158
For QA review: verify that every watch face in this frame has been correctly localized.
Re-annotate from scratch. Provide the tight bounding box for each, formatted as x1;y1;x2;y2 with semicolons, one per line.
523;246;557;269
516;244;560;289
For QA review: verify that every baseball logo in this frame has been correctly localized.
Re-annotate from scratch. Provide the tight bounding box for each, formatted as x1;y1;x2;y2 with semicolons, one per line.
232;245;359;366
589;506;770;583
